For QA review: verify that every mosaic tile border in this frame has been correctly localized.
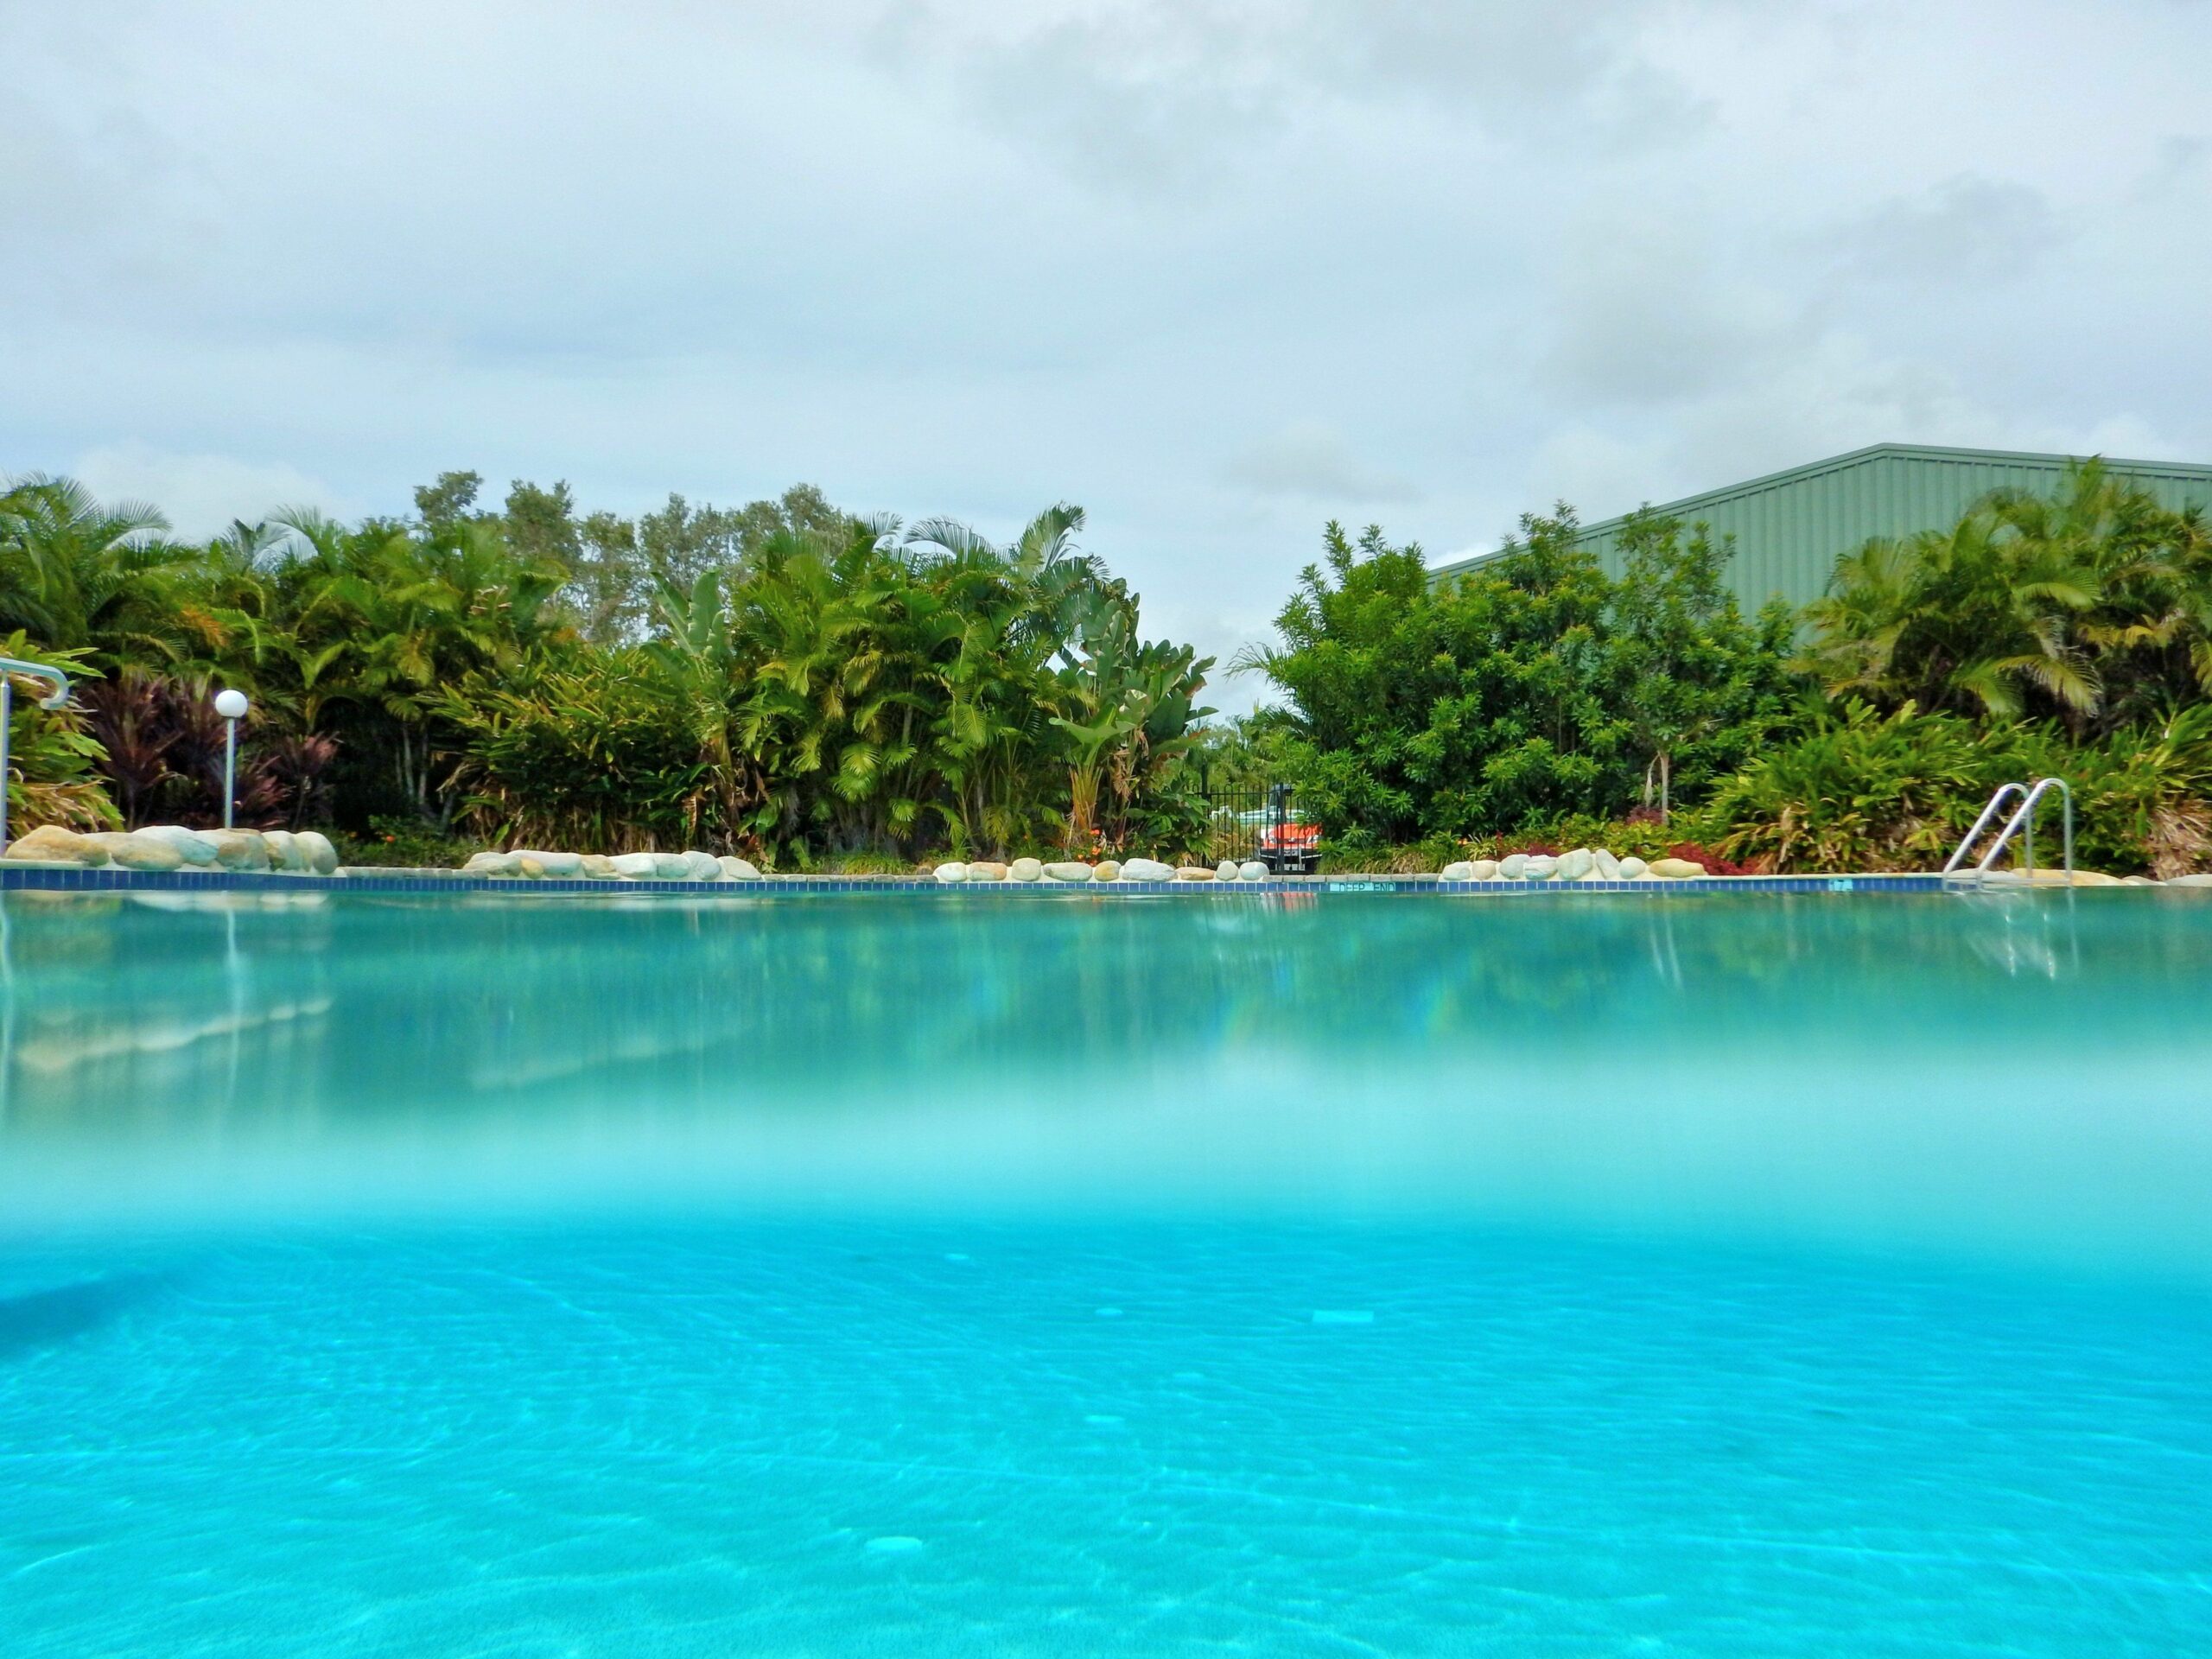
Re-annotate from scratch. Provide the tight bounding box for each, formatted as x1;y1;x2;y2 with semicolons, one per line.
1;864;1950;899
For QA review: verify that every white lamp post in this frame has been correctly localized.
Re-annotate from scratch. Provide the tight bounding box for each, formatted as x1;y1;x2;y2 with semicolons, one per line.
213;688;250;830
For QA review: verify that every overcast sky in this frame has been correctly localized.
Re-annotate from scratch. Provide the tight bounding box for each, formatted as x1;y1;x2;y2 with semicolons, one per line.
5;1;2209;709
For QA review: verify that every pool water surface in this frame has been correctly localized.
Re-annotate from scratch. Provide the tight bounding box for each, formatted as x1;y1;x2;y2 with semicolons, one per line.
3;889;2209;1656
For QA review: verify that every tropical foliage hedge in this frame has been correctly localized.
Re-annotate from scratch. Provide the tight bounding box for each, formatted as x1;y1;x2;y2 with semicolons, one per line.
1242;461;2212;875
1;471;1211;865
6;458;2210;875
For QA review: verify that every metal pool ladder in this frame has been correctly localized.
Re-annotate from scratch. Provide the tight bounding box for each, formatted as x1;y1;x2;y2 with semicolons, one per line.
1943;777;2075;886
0;653;75;855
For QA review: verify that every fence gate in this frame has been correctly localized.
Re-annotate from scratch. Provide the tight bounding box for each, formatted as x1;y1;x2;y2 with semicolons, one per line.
1197;784;1298;866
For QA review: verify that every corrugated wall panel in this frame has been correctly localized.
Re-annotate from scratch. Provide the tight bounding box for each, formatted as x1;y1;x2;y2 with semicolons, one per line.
1430;444;2212;612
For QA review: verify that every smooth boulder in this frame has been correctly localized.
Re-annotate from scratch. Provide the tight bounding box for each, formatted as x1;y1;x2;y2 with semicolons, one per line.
1173;866;1216;881
579;855;617;879
1237;861;1268;881
5;825;105;864
463;850;520;875
1499;853;1529;880
934;861;969;884
1468;859;1499;880
1522;854;1558;880
197;830;270;871
677;849;719;881
1649;856;1705;879
1440;861;1474;881
137;824;221;866
2169;873;2212;887
1592;849;1621;880
718;856;762;880
1619;855;1650;880
108;834;186;872
1120;857;1173;881
1043;861;1094;883
295;830;340;874
966;861;1009;882
1094;860;1122;882
261;830;306;872
1009;857;1043;882
609;853;660;879
1555;849;1595;880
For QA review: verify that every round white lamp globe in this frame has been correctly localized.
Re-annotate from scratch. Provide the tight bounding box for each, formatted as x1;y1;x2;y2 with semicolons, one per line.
213;689;250;719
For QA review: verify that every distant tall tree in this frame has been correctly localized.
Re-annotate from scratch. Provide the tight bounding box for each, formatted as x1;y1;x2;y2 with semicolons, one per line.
503;478;582;569
565;510;648;647
412;470;485;529
640;493;747;592
735;484;851;562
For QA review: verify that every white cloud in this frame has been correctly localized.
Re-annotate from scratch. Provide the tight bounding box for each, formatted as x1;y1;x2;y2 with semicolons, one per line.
0;0;2206;642
68;444;356;540
1218;423;1420;505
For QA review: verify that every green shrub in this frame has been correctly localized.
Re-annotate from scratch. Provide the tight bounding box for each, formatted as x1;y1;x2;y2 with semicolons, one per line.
336;815;479;868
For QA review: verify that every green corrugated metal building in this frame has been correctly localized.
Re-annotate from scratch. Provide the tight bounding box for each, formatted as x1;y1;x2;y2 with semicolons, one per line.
1428;443;2212;610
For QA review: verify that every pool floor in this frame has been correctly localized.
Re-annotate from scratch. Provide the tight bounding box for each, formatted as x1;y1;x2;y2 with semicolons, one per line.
3;1220;2209;1656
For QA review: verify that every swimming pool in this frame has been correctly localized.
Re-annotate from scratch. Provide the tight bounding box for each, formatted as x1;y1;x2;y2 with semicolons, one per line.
3;888;2209;1655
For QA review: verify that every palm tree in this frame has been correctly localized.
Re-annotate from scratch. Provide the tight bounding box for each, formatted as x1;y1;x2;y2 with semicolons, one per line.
0;474;198;669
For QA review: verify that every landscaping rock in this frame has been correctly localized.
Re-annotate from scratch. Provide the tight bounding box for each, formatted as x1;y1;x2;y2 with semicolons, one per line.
676;849;718;881
111;834;186;871
199;830;270;871
1523;855;1558;880
716;856;761;880
1593;849;1621;880
1174;866;1216;881
1468;859;1499;880
650;852;692;880
1094;861;1122;882
966;861;1009;882
1120;857;1173;881
76;831;181;871
1215;860;1239;881
1619;855;1649;879
2168;873;2212;887
464;850;520;875
262;830;305;872
137;824;220;866
1499;853;1529;880
579;855;618;879
295;830;340;874
1009;856;1043;882
1440;861;1474;881
1556;849;1595;880
1649;857;1705;879
4;825;101;864
609;853;659;878
934;861;969;883
1238;861;1268;880
514;849;582;877
1044;861;1094;882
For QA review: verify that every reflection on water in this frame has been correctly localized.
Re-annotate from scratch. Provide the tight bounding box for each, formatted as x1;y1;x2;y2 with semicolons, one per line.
5;889;2212;1268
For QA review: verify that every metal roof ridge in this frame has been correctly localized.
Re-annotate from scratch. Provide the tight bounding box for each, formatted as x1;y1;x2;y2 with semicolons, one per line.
1427;442;2212;577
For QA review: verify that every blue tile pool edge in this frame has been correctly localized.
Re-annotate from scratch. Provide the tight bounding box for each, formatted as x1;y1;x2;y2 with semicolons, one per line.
0;864;1950;898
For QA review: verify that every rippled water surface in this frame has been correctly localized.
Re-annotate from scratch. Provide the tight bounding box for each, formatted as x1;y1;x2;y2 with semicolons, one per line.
3;887;2211;1656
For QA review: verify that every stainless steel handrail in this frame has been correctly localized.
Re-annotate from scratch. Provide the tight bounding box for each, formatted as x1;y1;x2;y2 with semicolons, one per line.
0;655;75;855
1975;776;2075;882
1943;781;2028;876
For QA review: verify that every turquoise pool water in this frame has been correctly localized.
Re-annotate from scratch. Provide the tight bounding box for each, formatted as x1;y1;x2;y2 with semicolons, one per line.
3;888;2210;1655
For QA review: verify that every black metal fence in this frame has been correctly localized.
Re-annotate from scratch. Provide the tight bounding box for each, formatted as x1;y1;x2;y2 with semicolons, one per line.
1197;785;1297;864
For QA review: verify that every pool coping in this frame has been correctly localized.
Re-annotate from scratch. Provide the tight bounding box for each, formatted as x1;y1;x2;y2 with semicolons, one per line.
1;864;1948;898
